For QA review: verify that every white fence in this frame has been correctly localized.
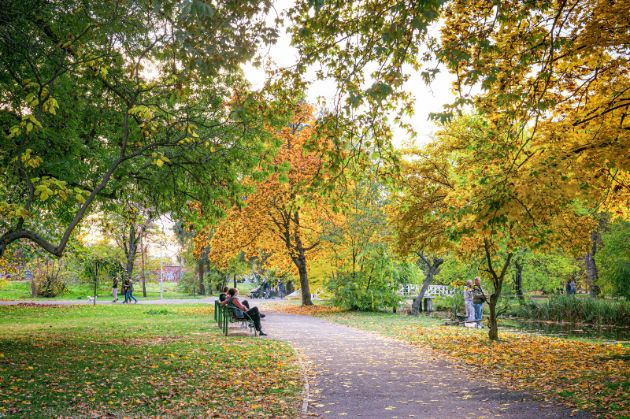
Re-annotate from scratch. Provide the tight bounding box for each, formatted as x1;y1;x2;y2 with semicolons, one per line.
399;284;457;297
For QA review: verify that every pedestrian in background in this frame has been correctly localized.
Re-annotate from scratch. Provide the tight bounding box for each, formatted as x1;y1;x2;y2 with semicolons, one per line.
123;278;137;304
112;276;119;303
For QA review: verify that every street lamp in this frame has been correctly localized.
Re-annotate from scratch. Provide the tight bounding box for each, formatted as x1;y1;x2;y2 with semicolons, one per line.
159;255;163;300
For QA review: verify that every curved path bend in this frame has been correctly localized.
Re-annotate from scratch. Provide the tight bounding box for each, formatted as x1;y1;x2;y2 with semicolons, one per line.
263;313;588;419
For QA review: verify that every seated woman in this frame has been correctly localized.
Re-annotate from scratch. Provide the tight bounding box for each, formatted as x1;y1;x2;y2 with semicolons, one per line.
219;287;229;302
221;288;266;336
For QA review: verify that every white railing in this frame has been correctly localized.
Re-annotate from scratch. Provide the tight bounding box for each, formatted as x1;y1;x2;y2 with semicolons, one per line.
399;284;457;297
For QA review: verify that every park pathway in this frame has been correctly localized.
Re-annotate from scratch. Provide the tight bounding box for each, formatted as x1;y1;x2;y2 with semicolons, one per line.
262;313;589;419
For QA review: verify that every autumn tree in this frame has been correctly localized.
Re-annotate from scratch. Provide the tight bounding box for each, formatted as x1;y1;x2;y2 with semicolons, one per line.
393;116;595;339
0;0;281;257
208;104;334;306
290;0;628;236
389;143;453;315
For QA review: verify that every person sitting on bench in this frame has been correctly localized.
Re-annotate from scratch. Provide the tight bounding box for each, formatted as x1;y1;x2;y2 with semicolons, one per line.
219;287;229;302
221;288;266;336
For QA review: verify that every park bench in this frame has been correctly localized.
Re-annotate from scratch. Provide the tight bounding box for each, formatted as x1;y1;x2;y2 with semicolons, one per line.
214;300;257;336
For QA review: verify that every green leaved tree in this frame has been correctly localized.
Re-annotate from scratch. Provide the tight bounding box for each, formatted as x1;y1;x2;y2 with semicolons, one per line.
0;0;282;257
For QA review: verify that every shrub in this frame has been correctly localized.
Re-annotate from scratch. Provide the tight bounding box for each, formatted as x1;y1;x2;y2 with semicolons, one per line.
326;249;419;312
433;292;464;317
511;295;630;326
327;271;403;312
32;259;68;297
177;271;199;294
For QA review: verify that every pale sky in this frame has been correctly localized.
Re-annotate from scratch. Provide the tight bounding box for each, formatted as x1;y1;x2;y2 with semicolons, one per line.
242;0;456;148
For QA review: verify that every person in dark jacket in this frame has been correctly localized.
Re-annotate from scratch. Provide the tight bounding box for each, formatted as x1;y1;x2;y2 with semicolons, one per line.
122;278;137;304
219;287;229;302
278;280;286;299
221;288;266;336
472;277;486;328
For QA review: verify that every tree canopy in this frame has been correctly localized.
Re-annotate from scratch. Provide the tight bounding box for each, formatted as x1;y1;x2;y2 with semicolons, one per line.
206;104;337;305
0;0;282;257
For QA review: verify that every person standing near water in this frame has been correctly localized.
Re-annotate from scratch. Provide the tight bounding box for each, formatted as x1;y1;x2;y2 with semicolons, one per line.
472;277;487;328
463;280;475;327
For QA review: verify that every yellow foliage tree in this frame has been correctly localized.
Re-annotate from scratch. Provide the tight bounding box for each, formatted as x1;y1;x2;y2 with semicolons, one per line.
438;0;629;218
392;116;596;340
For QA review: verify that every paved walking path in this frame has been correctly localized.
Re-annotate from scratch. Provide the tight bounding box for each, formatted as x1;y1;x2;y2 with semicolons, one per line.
263;313;588;418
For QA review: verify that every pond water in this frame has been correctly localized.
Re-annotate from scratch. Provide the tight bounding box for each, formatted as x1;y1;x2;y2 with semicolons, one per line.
500;318;630;342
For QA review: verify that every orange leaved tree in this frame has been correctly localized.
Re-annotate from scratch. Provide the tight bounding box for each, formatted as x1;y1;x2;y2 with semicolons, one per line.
208;104;335;305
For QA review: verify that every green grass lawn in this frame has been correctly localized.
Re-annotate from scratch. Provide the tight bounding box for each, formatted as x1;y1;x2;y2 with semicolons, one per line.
0;304;302;417
0;280;205;301
0;280;260;301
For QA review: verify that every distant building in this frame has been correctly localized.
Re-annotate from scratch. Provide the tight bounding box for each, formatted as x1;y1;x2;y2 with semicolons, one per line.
151;265;182;282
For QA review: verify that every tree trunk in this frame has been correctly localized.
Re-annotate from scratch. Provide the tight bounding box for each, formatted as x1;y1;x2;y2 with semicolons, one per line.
30;275;37;298
296;256;312;306
124;224;138;283
93;262;98;306
140;238;147;297
411;276;431;315
488;291;499;340
288;210;313;306
584;230;600;297
125;244;136;283
514;260;524;303
411;255;444;315
483;240;513;341
233;273;237;289
197;258;205;295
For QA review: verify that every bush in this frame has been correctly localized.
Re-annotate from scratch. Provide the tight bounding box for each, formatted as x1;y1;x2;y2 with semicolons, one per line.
433;292;464;318
32;259;68;297
327;271;403;312
177;271;199;295
511;295;630;326
597;220;630;299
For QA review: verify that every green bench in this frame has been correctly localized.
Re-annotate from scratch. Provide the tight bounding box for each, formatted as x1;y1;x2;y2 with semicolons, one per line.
214;300;257;336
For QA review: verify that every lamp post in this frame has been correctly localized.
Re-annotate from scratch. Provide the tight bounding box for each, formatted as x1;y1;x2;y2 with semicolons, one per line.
159;255;164;300
93;260;98;306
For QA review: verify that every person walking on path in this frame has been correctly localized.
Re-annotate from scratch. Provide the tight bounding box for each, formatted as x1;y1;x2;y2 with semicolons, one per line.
278;280;286;299
121;280;129;303
472;277;486;328
463;280;475;327
123;278;138;304
112;276;119;303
